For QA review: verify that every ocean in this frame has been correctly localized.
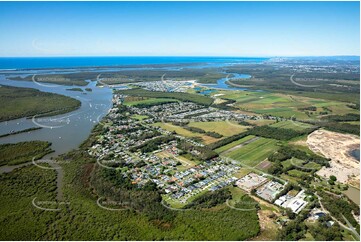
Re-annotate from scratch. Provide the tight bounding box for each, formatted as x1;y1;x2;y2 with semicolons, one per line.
0;56;268;70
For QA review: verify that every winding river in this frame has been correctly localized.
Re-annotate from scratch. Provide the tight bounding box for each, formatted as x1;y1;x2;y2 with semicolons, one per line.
0;75;114;157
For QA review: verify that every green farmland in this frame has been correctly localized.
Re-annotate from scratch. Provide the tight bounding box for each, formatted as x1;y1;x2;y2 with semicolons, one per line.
215;135;256;153
225;137;279;167
270;120;313;131
217;90;358;119
188;121;248;137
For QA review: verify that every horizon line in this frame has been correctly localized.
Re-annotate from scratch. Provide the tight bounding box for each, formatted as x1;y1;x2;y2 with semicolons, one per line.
0;55;360;58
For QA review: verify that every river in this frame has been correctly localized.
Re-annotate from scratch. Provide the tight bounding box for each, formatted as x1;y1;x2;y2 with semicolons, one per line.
0;75;115;157
200;73;255;91
0;70;255;158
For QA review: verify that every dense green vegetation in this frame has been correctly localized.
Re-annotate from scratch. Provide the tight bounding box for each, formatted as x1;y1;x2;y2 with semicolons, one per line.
0;165;57;240
268;146;329;167
322;122;359;135
0;141;53;166
309;218;343;241
0;85;81;121
318;191;360;231
278;215;346;241
324;113;360;122
116;88;213;106
10;66;226;86
184;188;231;209
172;122;223;138
268;146;329;179
248;125;316;141
66;87;83;92
0;130;260;240
226;63;360;104
177;140;218;161
10;74;89;86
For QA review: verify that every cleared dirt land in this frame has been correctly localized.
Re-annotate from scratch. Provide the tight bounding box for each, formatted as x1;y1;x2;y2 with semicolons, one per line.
307;129;360;187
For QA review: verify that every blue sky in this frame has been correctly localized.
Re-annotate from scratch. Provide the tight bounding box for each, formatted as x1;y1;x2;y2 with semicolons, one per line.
0;1;359;57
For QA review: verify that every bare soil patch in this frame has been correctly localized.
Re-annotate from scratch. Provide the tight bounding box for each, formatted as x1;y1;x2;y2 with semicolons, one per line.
307;129;360;186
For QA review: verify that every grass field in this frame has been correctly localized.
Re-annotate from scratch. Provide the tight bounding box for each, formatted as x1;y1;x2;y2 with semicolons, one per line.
157;151;198;170
226;137;279;167
304;162;322;170
215;135;256;153
188;121;248;137
131;114;149;121
282;158;321;171
287;169;310;178
0;85;81;122
281;158;304;170
175;155;198;169
153;122;219;144
246;119;276;126
153;122;199;137
270;120;313;131
218;90;358;119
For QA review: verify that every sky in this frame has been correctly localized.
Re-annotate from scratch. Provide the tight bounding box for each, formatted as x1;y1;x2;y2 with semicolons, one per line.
0;1;359;57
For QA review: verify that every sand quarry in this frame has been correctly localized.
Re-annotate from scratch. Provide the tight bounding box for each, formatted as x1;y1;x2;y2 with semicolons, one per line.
307;129;360;187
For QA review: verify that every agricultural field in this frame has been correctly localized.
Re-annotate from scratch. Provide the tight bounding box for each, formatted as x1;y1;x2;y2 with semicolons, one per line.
188;121;248;137
216;90;358;119
270;120;313;131
215;135;256;153
225;137;280;167
246;119;276;126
